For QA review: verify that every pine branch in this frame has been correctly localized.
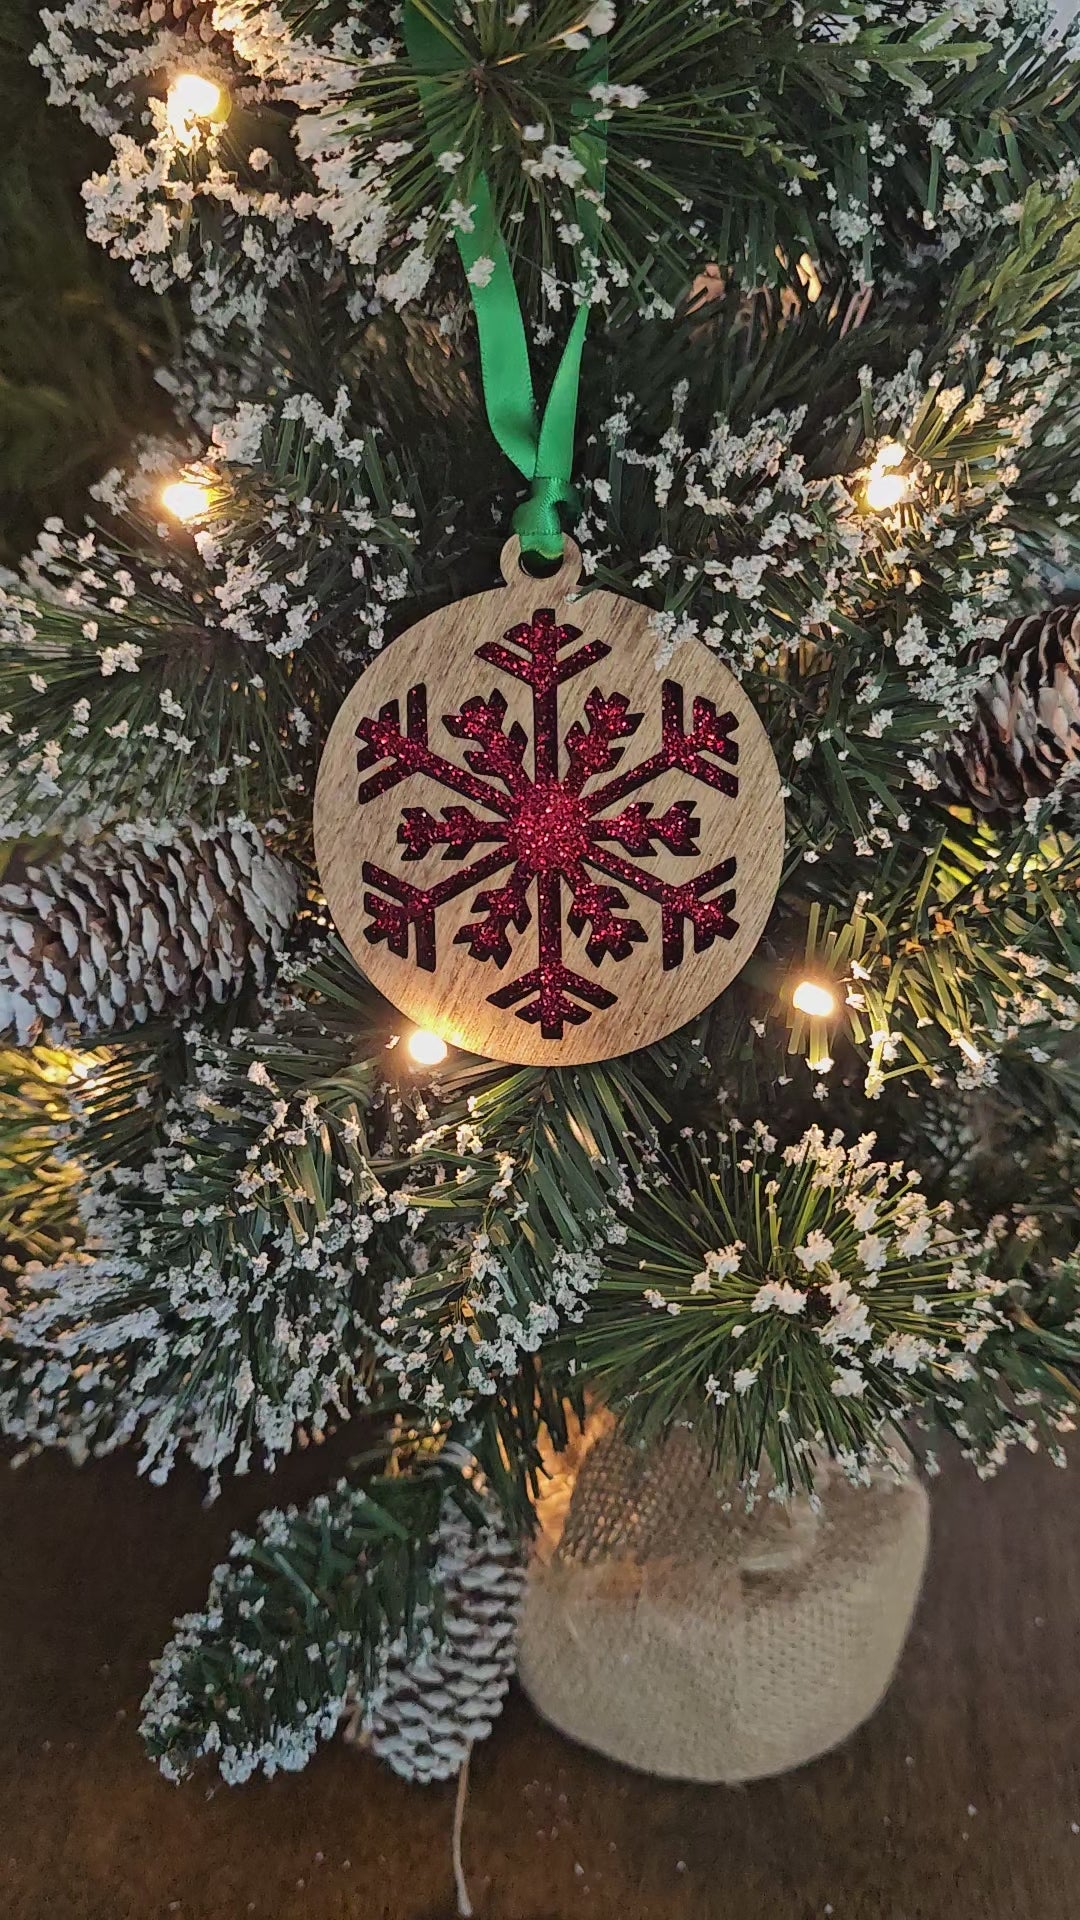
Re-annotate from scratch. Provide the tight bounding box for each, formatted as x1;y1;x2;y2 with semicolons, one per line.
0;924;674;1490
42;0;1080;360
0;0;173;561
793;814;1080;1097
279;0;999;299
140;1461;455;1783
0;1045;83;1266
0;401;429;830
921;1254;1080;1472
943;178;1080;346
897;30;1080;252
377;1051;671;1438
0;1046;390;1480
566;1121;1007;1494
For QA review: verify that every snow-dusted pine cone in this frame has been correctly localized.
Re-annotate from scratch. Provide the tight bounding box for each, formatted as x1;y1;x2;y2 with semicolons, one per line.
352;1499;525;1786
0;820;297;1045
135;0;228;47
940;603;1080;816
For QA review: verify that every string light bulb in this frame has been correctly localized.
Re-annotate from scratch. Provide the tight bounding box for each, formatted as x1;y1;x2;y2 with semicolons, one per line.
160;477;211;523
865;440;910;513
792;979;836;1019
796;251;823;304
407;1028;449;1068
165;73;228;139
865;470;908;511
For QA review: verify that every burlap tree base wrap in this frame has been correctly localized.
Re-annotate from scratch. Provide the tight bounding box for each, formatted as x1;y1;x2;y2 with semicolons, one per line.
517;1414;929;1783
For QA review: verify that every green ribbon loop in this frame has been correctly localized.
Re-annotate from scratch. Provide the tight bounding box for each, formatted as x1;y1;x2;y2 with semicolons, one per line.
512;476;581;561
401;2;608;562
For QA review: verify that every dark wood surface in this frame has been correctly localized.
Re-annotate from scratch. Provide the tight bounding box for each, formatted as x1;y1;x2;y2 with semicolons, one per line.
1;1439;1078;1920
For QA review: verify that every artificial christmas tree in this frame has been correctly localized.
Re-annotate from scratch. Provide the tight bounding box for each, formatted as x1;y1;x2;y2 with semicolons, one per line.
5;2;1080;1894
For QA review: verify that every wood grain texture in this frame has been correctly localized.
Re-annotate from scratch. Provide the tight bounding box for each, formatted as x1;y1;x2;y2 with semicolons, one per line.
2;1439;1078;1920
315;541;784;1065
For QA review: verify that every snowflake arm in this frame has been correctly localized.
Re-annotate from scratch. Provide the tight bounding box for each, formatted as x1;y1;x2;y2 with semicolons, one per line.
442;690;530;798
398;806;508;861
585;847;739;967
564;688;643;791
488;959;618;1036
565;869;647;964
363;848;513;971
476;610;611;700
479;610;613;783
356;687;514;817
590;800;700;856
454;866;532;967
487;865;619;1039
587;682;740;810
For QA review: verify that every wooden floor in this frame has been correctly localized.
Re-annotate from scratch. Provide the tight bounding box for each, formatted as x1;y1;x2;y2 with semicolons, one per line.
1;1436;1078;1920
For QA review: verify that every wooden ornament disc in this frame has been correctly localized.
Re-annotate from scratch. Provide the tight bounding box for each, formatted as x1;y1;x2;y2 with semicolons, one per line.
315;539;784;1066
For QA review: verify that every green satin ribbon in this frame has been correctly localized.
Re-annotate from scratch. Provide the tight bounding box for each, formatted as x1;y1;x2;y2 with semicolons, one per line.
401;2;607;562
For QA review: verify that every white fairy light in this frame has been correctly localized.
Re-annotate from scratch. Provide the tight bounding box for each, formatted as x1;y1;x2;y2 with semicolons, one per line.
166;73;226;139
796;251;822;303
407;1028;449;1067
865;440;910;512
865;470;908;510
792;979;836;1018
160;478;212;523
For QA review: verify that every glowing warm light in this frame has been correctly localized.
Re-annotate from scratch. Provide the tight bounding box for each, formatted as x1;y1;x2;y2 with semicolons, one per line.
407;1028;449;1067
865;468;909;512
160;478;211;523
166;73;226;137
792;979;836;1019
864;441;911;512
796;251;822;304
874;442;905;471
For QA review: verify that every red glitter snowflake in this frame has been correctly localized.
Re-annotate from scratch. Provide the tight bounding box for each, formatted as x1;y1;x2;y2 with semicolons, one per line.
355;607;742;1040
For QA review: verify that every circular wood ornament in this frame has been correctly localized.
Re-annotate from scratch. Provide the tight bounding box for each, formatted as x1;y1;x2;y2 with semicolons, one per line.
315;540;784;1066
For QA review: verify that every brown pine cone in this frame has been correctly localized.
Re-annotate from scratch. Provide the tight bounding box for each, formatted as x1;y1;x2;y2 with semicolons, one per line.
939;602;1080;817
135;0;232;52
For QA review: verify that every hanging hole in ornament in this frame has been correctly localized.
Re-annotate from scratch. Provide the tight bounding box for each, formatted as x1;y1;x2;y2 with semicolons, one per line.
499;535;582;596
